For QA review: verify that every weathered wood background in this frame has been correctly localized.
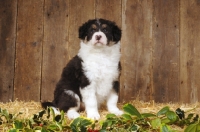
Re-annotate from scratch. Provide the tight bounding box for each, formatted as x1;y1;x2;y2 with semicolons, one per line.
0;0;200;103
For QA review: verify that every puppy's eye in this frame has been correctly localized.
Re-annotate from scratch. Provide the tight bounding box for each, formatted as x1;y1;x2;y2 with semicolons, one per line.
91;28;96;33
102;28;107;32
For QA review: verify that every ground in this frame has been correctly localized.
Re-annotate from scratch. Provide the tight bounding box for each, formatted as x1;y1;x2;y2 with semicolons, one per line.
0;100;200;131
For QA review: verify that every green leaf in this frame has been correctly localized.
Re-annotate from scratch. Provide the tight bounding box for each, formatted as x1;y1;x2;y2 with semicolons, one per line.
47;124;59;130
8;129;18;132
101;121;108;129
2;109;9;120
157;106;170;116
14;120;23;129
71;117;81;126
70;125;78;132
49;107;56;121
55;122;63;130
184;123;198;132
123;104;141;118
70;117;92;132
101;120;114;129
121;113;132;120
151;118;161;129
161;118;171;124
130;124;139;131
60;110;65;122
166;111;177;122
161;124;171;132
80;118;92;126
141;113;156;118
106;113;117;118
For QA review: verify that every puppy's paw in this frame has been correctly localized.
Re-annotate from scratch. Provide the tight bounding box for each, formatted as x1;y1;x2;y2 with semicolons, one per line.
67;110;80;119
109;108;123;116
51;107;60;115
87;111;100;120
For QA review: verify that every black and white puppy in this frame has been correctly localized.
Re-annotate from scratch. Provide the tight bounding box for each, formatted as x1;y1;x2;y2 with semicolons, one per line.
42;18;123;120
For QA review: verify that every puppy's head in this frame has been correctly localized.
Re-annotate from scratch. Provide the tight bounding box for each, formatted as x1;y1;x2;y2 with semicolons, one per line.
79;19;121;46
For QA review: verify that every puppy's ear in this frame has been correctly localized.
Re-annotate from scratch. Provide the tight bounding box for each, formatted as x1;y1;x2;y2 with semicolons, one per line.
112;25;121;42
79;22;89;40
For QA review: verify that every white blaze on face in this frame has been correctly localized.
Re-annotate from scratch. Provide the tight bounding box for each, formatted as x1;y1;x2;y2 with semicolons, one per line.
90;31;107;46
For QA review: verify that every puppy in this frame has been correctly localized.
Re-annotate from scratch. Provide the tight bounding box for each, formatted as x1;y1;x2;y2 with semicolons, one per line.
42;18;123;120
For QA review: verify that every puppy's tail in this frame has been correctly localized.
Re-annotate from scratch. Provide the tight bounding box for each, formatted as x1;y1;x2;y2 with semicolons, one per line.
41;101;55;109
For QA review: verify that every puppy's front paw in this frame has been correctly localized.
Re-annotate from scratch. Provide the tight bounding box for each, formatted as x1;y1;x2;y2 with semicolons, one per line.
67;110;80;119
109;108;123;116
87;111;100;120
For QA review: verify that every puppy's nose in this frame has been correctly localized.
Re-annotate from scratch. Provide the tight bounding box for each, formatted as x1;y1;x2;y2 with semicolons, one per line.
95;35;102;40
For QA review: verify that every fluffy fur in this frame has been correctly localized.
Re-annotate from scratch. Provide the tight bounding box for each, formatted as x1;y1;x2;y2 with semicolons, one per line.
41;18;123;120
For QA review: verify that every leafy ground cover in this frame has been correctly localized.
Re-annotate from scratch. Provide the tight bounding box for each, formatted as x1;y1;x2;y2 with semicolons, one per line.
0;100;200;132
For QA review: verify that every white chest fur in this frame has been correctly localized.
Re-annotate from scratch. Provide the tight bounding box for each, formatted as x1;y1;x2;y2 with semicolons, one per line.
78;41;121;97
78;41;121;81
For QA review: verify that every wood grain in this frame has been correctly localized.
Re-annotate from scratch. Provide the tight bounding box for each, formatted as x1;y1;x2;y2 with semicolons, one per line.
41;0;69;101
152;0;179;102
0;0;17;102
14;0;43;101
121;0;153;102
180;0;200;103
95;0;121;25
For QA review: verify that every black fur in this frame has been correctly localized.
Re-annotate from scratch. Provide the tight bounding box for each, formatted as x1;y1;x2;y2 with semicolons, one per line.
112;24;122;42
113;81;120;93
41;55;90;112
78;19;96;40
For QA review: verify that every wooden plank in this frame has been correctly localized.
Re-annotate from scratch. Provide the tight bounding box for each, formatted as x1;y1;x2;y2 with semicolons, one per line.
41;0;69;101
120;0;153;102
0;0;17;102
152;0;179;102
14;0;43;101
95;0;122;24
180;0;200;103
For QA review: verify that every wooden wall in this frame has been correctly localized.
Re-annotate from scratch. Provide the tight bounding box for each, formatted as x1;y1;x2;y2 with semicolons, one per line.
0;0;200;103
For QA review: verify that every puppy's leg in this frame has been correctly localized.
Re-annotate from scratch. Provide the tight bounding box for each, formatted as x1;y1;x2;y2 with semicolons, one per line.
80;85;100;120
66;90;80;119
107;90;123;116
57;90;80;119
